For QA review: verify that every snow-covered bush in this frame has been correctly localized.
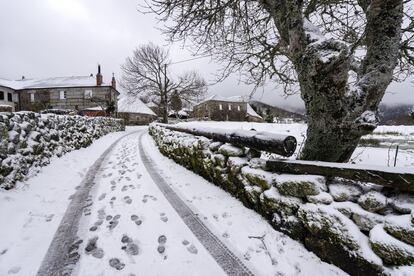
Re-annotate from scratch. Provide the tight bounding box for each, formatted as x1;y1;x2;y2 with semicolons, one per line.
0;112;124;189
149;123;414;275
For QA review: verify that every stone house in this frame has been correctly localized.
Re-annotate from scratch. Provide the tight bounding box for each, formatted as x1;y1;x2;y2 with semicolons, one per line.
0;81;19;111
117;96;157;125
192;95;263;122
0;65;119;113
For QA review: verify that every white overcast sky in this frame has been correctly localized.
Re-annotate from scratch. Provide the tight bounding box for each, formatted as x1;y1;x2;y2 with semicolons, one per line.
0;0;413;109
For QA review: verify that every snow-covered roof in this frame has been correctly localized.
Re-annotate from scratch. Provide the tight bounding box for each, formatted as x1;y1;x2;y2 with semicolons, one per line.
0;76;110;90
117;96;157;116
197;94;250;105
84;106;104;111
168;109;189;116
246;104;263;119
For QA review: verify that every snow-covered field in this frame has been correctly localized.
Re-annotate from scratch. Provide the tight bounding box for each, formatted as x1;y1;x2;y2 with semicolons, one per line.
176;121;414;168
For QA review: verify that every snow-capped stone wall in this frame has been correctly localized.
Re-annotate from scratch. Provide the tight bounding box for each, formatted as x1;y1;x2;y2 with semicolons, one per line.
149;124;414;275
0;112;125;189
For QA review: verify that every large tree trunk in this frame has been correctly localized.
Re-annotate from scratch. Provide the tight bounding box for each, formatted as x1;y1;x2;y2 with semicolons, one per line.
268;0;404;162
296;39;363;162
161;92;168;123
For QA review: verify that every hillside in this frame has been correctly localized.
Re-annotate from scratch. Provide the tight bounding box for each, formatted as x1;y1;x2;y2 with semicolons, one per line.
249;100;306;122
379;104;414;125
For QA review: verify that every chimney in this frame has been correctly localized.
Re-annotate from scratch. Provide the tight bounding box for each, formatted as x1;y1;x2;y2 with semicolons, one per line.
96;64;103;86
111;73;116;89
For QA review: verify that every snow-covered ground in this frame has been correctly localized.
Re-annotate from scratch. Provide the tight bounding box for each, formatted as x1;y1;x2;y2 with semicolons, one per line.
0;125;348;276
0;127;142;276
176;121;414;168
141;133;346;276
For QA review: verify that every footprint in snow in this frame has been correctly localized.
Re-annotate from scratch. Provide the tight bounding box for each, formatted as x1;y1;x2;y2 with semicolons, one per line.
85;237;104;259
98;193;106;201
157;235;167;254
97;209;106;220
123;196;132;204
160;213;168;223
7;266;21;274
121;235;139;256
107;215;120;230
109;258;125;270
182;239;198;254
130;215;143;226
187;244;198;254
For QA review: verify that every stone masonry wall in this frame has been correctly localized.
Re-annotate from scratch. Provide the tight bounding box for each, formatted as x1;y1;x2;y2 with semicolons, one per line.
0;112;125;189
149;124;414;276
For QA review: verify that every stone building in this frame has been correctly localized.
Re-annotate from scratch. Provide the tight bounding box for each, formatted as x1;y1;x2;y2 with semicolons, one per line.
0;81;19;111
192;95;263;122
117;96;157;125
0;65;119;112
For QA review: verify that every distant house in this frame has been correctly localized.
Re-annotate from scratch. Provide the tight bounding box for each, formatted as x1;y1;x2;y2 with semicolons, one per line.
117;96;157;125
192;95;263;122
0;65;119;113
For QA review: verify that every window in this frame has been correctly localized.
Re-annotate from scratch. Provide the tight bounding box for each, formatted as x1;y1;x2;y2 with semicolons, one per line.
85;90;93;99
30;93;35;103
219;104;223;110
237;105;241;111
7;93;12;102
0;91;4;100
228;104;232;111
60;90;66;100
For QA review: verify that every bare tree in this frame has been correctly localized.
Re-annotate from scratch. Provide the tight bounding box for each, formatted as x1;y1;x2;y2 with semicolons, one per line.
121;43;207;123
145;0;414;162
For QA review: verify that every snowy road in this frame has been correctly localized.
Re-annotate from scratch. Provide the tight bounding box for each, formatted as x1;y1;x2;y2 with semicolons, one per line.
1;128;346;276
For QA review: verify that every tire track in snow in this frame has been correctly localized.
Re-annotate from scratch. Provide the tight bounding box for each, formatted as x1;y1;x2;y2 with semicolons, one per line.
139;132;255;276
36;130;142;276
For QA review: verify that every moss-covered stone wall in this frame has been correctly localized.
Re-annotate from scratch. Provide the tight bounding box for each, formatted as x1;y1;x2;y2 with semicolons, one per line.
149;124;414;276
0;112;125;189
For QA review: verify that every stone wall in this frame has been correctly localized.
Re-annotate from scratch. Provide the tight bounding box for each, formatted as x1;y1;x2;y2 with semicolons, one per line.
149;124;414;276
0;112;125;189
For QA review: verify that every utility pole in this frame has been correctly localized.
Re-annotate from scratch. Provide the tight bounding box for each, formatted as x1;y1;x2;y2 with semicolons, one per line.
163;63;168;123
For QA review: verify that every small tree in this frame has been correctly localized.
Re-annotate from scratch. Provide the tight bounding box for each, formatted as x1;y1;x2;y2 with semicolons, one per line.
170;92;183;118
121;43;207;123
264;107;273;123
105;100;116;116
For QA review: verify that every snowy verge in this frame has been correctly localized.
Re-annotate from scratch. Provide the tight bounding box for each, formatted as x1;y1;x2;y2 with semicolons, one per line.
0;112;125;189
0;126;142;276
